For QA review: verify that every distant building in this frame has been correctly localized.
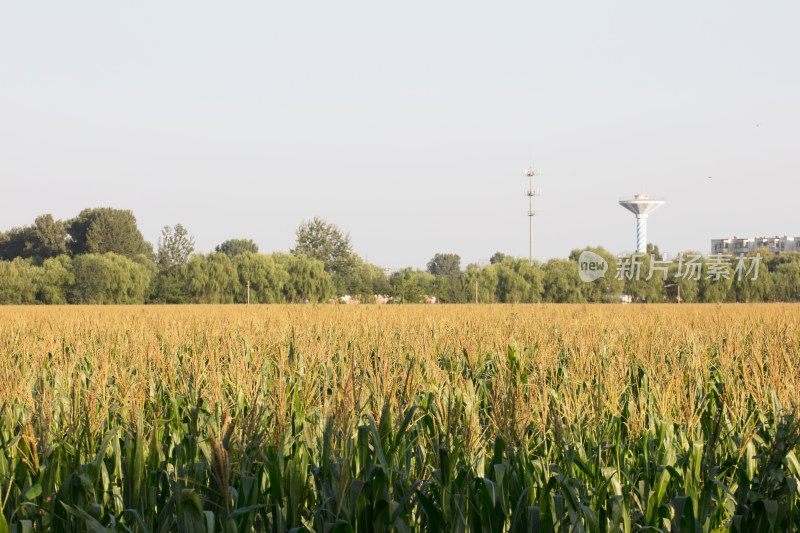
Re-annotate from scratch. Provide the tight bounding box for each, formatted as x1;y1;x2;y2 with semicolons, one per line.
711;236;800;256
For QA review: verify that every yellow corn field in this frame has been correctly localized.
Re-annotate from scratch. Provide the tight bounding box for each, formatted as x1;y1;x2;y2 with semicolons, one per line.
0;304;798;531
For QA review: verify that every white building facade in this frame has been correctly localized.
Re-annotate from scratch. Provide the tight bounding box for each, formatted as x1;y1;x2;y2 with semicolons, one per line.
711;236;800;256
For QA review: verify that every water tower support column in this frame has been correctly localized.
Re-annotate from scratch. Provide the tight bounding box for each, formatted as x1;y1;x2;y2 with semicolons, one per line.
636;214;648;253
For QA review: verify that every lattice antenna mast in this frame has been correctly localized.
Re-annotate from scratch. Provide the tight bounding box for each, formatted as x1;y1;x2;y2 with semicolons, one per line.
524;168;541;265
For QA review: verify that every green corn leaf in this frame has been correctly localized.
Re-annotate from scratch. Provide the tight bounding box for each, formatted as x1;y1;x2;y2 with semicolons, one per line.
609;495;626;533
580;505;600;533
226;504;265;519
509;487;531;532
23;484;41;501
366;415;389;472
386;405;419;459
391;480;421;525
415;489;443;533
61;502;114;533
203;510;215;533
762;499;778;531
669;495;688;529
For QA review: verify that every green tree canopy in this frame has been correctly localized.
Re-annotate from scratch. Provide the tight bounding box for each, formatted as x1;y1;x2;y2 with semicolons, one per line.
389;268;431;303
462;264;499;303
0;258;40;304
337;257;391;299
0;214;68;261
489;252;507;265
68;208;152;259
665;259;700;303
184;253;241;304
542;259;584;303
38;255;74;304
569;246;623;302
157;224;195;272
273;252;334;303
773;261;800;302
70;253;152;304
493;258;544;303
32;214;69;258
622;253;667;303
292;217;356;278
427;253;461;277
0;227;32;261
233;252;289;303
215;238;259;258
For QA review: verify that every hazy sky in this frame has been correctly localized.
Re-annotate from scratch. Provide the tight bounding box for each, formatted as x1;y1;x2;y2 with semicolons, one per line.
2;2;798;268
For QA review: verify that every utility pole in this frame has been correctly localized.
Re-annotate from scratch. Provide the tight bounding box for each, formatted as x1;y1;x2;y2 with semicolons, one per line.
246;280;250;305
475;277;478;304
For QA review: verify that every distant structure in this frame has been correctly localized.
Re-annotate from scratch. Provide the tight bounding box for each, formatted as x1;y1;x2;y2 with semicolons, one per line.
711;236;800;256
619;194;665;253
523;168;541;265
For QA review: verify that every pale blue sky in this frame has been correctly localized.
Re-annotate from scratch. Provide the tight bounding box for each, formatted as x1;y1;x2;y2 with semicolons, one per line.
2;2;798;268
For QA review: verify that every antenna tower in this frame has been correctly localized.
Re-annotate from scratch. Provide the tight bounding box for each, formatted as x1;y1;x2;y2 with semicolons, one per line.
524;167;541;265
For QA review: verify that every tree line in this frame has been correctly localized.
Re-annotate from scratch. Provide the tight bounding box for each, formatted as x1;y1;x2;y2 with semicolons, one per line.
407;247;800;303
0;209;385;304
1;208;798;304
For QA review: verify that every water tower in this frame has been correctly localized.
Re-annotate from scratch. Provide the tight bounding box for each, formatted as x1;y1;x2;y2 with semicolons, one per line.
619;194;665;253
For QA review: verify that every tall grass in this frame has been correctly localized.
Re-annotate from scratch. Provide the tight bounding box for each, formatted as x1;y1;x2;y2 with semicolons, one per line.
0;304;798;531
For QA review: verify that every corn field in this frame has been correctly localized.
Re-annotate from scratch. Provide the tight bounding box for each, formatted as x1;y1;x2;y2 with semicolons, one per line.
0;304;798;532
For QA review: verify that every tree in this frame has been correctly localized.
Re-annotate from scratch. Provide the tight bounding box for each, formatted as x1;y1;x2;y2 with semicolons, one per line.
37;255;74;304
570;246;623;302
0;258;39;304
623;253;666;302
149;267;187;304
492;258;544;303
68;208;152;258
157;224;195;272
646;242;662;261
233;252;289;303
292;217;356;278
0;227;33;261
773;261;800;302
273;252;334;303
216;238;259;258
729;251;774;302
389;268;427;303
462;264;499;303
665;259;700;303
542;259;584;303
184;253;241;304
31;214;69;258
494;260;529;303
0;214;69;261
427;253;461;277
70;253;152;304
337;257;390;299
489;252;507;265
689;253;739;303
